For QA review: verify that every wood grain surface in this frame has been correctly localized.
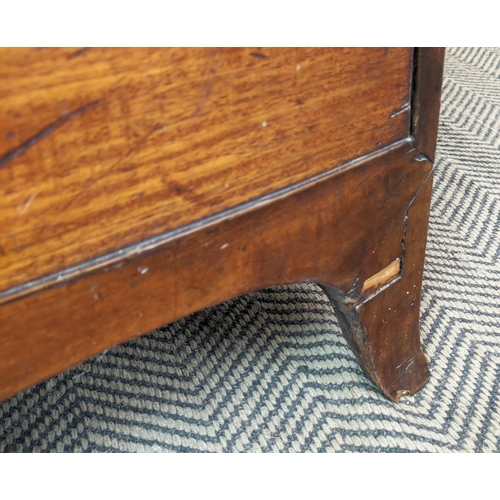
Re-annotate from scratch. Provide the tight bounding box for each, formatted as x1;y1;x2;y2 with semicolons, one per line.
0;141;432;402
0;48;412;297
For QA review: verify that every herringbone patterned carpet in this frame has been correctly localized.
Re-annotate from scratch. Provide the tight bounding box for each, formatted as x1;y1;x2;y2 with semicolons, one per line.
1;47;499;452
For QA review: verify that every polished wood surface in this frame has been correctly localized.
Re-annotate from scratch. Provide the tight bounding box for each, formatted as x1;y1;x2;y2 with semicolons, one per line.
0;48;445;403
0;48;411;297
0;141;432;402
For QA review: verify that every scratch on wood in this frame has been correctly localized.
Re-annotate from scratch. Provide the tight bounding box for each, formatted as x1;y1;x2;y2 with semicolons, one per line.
0;100;101;169
390;102;410;118
16;193;37;215
68;48;91;60
395;352;418;371
60;123;165;211
264;253;284;263
251;52;268;60
354;176;370;190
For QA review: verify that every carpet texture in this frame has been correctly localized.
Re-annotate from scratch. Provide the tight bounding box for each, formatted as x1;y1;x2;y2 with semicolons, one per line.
1;47;499;453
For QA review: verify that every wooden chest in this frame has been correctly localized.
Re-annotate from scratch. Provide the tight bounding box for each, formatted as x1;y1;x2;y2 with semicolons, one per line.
0;48;444;402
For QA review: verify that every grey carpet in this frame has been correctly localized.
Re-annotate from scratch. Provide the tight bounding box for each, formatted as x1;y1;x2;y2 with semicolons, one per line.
1;47;499;452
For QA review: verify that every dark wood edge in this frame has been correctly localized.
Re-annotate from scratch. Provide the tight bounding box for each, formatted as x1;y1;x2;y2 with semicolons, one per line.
411;47;446;163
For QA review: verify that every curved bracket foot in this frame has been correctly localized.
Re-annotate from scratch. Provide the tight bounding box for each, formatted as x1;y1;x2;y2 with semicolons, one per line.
320;282;429;401
319;170;433;402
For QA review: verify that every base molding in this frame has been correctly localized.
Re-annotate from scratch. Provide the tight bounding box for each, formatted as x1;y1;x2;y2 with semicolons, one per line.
0;141;433;402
